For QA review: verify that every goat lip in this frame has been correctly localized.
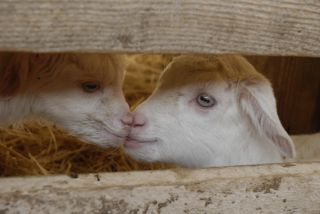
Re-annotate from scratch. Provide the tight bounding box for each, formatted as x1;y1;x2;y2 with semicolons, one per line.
124;137;157;148
127;137;157;143
105;128;128;139
97;121;129;139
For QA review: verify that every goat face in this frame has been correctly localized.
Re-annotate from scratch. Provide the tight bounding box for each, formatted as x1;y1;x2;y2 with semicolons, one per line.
0;53;130;147
124;55;295;167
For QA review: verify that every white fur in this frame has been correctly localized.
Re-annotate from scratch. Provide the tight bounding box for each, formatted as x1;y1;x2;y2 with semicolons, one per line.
124;55;296;168
0;53;130;147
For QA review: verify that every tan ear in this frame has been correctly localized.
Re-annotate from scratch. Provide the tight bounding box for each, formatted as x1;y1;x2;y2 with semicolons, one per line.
239;77;296;158
0;53;30;97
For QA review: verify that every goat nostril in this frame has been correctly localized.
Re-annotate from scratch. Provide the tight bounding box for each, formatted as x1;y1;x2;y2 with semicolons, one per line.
132;113;146;128
121;113;133;126
133;122;145;127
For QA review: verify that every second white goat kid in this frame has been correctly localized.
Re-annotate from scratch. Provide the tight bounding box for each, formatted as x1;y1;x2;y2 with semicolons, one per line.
0;53;131;148
124;55;296;168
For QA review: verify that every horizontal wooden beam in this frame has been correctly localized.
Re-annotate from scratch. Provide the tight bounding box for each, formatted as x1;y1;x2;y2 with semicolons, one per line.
0;162;320;213
0;1;320;56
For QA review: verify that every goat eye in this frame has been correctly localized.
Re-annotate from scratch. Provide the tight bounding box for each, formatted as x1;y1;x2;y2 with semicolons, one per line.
196;93;216;107
81;81;101;93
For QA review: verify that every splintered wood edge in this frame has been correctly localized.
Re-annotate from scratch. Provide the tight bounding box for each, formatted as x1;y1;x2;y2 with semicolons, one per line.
0;162;320;213
0;0;320;56
0;162;319;192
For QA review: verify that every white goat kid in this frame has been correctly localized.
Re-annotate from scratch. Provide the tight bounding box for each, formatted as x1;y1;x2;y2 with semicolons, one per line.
0;53;131;147
124;55;296;168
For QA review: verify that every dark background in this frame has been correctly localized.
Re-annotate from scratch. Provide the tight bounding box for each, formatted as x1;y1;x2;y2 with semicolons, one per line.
246;56;320;135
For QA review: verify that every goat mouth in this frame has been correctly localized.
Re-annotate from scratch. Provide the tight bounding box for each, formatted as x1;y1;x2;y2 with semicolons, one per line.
104;126;129;139
106;129;128;139
90;117;129;139
124;137;158;149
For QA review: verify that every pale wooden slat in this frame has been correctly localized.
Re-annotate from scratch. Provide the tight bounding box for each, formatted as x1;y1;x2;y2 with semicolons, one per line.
0;162;320;213
0;0;320;56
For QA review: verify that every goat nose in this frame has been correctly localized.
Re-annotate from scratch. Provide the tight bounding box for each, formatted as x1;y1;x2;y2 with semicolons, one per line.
132;112;146;128
120;113;134;126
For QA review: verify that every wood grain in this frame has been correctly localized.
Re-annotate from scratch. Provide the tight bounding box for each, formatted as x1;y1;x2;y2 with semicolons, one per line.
0;0;320;55
247;56;320;134
0;162;320;213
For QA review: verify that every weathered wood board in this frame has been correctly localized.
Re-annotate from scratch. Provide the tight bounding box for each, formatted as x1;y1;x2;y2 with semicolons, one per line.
0;0;320;56
0;162;320;213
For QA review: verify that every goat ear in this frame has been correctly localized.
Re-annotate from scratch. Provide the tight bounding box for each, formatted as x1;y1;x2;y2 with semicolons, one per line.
0;53;30;97
239;78;296;158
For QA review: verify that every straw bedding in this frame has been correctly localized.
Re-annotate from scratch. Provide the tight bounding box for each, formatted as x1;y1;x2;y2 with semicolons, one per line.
0;54;175;177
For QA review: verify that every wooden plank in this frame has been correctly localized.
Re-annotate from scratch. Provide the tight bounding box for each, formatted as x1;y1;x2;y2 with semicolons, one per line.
0;162;320;213
0;0;320;56
246;56;320;134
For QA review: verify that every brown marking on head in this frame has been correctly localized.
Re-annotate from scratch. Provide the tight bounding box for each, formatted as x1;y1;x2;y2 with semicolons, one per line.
0;53;126;97
158;55;268;91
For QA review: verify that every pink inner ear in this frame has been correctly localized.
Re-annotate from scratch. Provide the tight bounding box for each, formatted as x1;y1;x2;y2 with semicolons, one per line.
269;134;295;158
240;86;295;158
